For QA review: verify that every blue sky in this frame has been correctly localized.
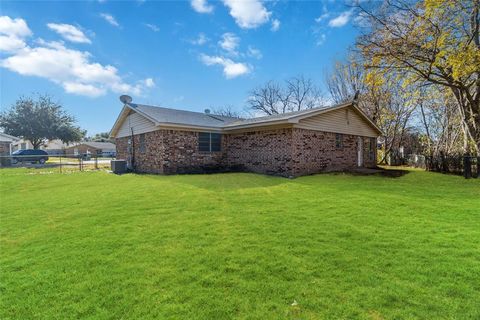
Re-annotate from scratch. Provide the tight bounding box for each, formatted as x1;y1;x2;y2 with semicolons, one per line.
1;0;360;135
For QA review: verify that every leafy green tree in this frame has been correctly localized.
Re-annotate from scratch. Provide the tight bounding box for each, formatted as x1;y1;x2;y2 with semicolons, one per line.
0;95;85;149
86;132;113;143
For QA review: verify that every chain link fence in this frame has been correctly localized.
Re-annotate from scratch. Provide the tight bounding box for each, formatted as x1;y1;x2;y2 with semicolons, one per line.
0;154;113;173
407;153;479;179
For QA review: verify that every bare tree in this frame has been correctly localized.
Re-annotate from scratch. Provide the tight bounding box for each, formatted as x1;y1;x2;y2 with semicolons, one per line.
247;76;324;116
326;58;366;104
379;85;416;164
247;81;285;115
286;75;322;111
325;56;386;124
211;105;243;118
417;87;464;157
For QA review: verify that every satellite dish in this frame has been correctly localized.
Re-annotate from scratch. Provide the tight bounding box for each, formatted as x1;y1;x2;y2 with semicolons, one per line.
119;95;133;104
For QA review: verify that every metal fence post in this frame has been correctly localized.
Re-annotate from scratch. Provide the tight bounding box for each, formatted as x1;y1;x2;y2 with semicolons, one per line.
477;157;480;179
59;156;62;173
463;155;471;179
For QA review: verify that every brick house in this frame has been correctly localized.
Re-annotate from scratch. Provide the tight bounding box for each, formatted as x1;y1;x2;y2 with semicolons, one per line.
110;96;382;178
65;142;116;157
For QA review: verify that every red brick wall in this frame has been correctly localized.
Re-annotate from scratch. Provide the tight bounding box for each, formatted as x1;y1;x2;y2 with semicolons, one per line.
363;136;377;168
225;128;294;177
292;129;357;176
116;128;377;177
115;137;128;161
116;130;226;174
291;129;377;176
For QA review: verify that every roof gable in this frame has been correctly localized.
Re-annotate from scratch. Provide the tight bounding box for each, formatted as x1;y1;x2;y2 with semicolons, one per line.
295;104;381;137
68;141;116;149
110;103;242;138
0;132;20;142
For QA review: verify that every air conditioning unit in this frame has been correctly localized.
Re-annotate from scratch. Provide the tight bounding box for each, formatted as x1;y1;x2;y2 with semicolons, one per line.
111;160;127;174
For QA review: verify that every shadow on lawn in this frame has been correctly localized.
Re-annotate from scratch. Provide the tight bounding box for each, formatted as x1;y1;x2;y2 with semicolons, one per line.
141;172;290;191
139;167;410;192
346;167;410;178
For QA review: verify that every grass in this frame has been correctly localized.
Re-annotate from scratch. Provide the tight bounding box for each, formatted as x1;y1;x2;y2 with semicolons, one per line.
0;168;479;319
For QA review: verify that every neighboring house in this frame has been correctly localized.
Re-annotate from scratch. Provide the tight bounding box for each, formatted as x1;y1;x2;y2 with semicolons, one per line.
12;139;71;155
65;142;116;157
110;96;382;178
0;132;20;156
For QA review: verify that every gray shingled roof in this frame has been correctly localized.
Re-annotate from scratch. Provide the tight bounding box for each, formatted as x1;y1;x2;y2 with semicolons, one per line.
129;103;241;128
82;142;116;149
224;104;336;127
111;96;382;137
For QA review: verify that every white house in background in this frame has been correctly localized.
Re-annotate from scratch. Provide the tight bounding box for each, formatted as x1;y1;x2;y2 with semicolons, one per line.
12;139;71;155
65;141;116;157
0;132;20;155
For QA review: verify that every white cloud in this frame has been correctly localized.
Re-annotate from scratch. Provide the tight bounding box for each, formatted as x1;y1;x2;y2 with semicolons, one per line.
0;16;31;37
63;82;106;96
353;11;370;27
200;54;250;79
328;10;353;27
316;33;326;46
0;16;32;53
144;23;159;32
315;4;330;23
143;78;155;88
222;0;271;29
191;32;208;45
1;37;152;97
271;19;280;32
219;33;240;55
315;13;329;23
247;46;262;59
1;16;152;98
191;0;214;13
47;23;91;44
0;36;28;53
100;13;120;27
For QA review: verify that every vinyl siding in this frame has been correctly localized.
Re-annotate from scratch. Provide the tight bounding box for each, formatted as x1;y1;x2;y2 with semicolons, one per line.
294;106;378;138
116;111;158;138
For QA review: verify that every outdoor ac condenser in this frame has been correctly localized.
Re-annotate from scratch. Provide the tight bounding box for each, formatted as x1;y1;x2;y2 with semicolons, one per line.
111;160;127;174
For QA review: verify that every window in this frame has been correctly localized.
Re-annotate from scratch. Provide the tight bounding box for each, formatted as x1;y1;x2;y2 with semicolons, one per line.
335;133;343;148
199;132;221;152
210;133;221;151
139;133;146;153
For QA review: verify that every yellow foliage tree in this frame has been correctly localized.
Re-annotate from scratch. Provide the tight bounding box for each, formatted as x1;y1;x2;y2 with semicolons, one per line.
357;0;480;154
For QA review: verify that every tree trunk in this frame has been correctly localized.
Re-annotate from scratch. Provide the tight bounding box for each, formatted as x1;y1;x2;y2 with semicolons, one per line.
31;140;42;150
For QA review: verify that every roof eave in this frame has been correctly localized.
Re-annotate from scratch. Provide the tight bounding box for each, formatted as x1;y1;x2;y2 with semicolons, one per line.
156;122;223;132
223;119;291;131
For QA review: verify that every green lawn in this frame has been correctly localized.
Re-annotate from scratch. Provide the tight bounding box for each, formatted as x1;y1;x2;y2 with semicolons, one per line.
1;168;479;319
